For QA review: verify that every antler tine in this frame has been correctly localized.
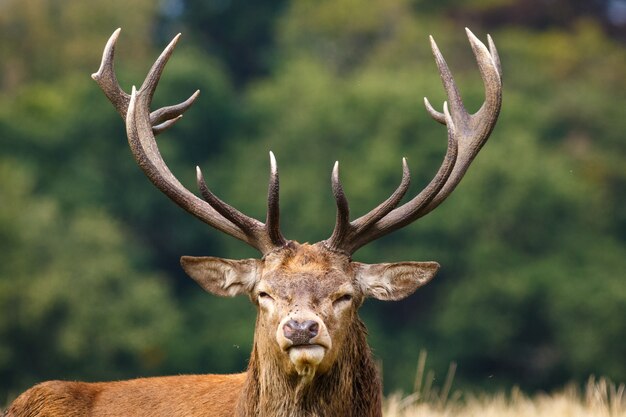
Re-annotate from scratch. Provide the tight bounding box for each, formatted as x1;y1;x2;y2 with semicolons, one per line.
329;105;458;253
487;34;502;78
139;33;181;105
369;102;458;232
195;152;288;249
92;29;197;135
125;87;246;241
325;29;501;255
133;33;196;134
97;29;289;255
266;152;288;247
325;159;411;253
351;157;411;231
151;89;200;131
196;152;287;250
423;34;468;126
91;28;130;119
417;28;502;216
196;166;260;232
328;162;351;250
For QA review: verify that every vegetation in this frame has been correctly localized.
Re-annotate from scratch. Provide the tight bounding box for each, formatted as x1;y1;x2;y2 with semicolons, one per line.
384;377;626;417
384;352;626;416
1;0;625;405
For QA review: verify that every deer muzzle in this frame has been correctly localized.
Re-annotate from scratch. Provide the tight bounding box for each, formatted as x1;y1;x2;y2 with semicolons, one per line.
283;319;319;345
276;315;332;376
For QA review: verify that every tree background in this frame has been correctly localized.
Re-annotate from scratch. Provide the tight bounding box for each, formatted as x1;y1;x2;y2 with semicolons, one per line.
1;0;625;403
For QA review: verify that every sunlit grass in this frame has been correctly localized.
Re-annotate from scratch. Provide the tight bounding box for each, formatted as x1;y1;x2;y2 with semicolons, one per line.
384;351;626;417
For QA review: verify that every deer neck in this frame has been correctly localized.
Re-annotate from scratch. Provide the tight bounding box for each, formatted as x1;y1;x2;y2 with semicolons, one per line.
235;318;382;417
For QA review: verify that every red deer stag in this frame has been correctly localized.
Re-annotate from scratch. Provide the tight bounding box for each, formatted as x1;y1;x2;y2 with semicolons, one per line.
6;27;502;417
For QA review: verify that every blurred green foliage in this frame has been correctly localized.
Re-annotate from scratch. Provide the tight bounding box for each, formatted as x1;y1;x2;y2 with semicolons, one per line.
1;0;625;404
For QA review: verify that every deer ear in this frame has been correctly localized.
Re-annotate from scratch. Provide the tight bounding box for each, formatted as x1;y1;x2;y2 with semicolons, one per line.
354;261;440;301
180;256;260;297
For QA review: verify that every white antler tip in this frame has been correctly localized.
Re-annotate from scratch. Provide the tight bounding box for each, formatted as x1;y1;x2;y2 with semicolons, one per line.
424;97;446;124
269;151;277;171
429;35;444;59
401;157;409;170
466;27;488;52
401;157;410;177
107;28;122;45
164;33;182;52
465;27;478;40
92;28;122;81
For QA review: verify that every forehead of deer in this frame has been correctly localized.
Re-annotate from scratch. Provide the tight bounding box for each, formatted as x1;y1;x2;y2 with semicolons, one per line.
260;243;353;289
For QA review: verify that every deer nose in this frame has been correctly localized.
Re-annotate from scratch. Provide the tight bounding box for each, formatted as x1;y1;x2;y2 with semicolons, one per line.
283;319;319;346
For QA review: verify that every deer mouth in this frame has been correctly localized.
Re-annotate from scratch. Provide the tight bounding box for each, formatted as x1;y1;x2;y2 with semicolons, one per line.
288;344;326;376
288;343;326;352
287;343;327;358
276;316;332;374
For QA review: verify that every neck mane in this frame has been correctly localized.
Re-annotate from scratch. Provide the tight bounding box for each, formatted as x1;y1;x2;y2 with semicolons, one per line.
235;318;382;417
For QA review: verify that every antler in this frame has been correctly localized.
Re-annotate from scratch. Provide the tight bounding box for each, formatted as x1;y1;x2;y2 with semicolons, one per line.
92;29;288;254
325;28;502;255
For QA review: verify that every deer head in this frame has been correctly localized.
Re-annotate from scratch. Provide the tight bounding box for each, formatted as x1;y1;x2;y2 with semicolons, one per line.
92;27;501;398
179;242;438;384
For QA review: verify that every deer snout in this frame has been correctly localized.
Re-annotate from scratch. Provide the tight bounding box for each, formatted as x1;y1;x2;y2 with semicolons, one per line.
283;319;319;346
275;314;332;377
276;315;331;352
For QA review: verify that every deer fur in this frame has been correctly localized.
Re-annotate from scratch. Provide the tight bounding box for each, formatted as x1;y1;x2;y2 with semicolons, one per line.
6;374;245;417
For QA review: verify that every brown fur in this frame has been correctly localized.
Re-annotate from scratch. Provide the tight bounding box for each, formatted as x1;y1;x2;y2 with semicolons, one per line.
237;318;381;417
7;243;437;417
235;244;382;416
6;374;245;417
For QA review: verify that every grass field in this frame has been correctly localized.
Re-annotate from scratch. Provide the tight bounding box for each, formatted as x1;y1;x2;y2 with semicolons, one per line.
384;377;625;417
383;352;624;417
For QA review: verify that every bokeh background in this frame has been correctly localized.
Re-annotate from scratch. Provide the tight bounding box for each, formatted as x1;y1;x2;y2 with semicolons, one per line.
1;0;625;404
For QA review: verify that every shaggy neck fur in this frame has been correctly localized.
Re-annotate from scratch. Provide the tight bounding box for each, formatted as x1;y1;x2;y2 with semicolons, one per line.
235;319;382;417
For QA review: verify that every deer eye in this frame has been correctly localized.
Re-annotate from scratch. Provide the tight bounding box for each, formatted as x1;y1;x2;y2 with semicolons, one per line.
258;292;274;301
333;294;353;306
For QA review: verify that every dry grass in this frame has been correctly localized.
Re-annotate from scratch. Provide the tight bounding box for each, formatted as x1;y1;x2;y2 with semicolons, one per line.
384;352;626;417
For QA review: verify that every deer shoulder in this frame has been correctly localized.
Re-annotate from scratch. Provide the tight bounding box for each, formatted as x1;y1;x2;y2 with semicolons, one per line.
7;374;246;417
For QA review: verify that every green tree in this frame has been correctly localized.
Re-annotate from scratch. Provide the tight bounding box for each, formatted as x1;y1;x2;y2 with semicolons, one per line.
173;0;289;83
0;159;181;402
0;0;158;92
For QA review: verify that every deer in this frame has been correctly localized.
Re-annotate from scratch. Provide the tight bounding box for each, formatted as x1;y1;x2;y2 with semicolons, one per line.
5;27;501;417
